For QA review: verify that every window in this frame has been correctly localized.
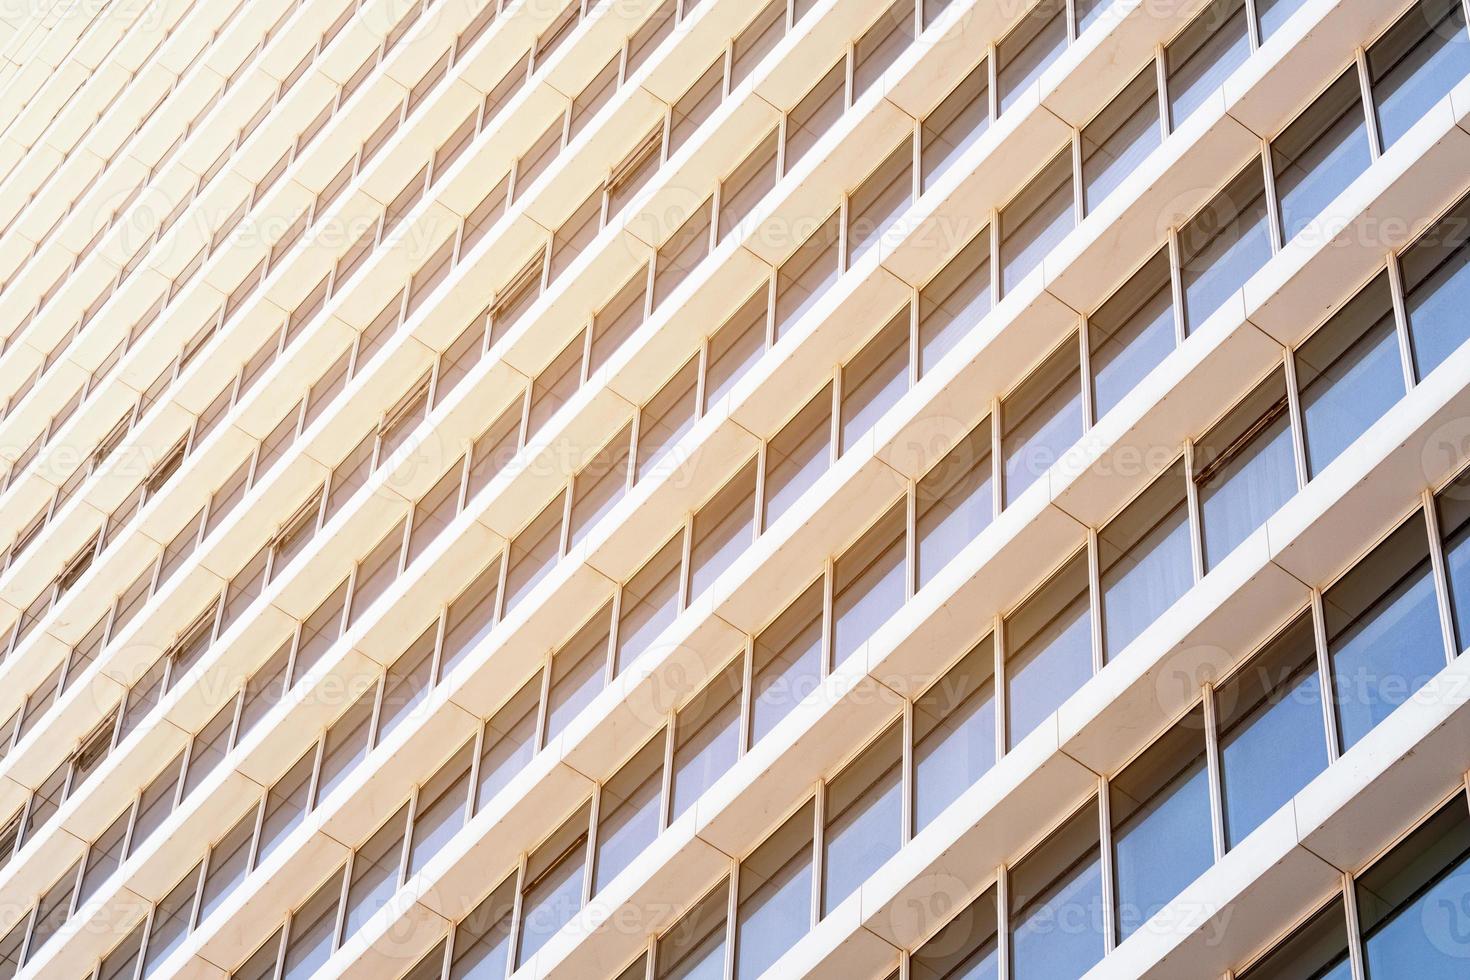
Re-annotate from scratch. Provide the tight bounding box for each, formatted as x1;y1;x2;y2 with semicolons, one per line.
408;742;472;876
543;605;612;744
1005;551;1091;747
910;883;998;979
831;503;906;669
1000;150;1074;295
1272;70;1371;243
1357;797;1470;971
918;229;990;374
1098;460;1193;660
1296;271;1404;477
763;384;831;530
703;290;767;411
1195;372;1297;571
592;734;664;895
141;863;198;974
653;197;712;308
821;723;901;915
1166;0;1251;129
1255;0;1308;41
478;676;540;809
731;0;784;89
656;879;728;980
1110;707;1212;940
440;556;502;679
256;748;315;867
719;130;778;240
853;0;914;99
840;307;909;452
282;871;341;979
688;461;757;600
1001;336;1083;506
913;635;996;831
127;753;182;856
846;141;912;264
921;60;989;190
569;424;632;549
670;659;743;822
750;581;823;745
1089;250;1176;422
734;800;813;979
504;497;564;616
1010;800;1105;978
997;0;1068;114
774;212;840;341
1216;614;1328;849
637;357;698;481
916;416;993;587
450;876;515;979
1400;192;1470;380
1367;0;1470;150
615;535;682;673
343;808;407;940
374;628;435;747
1178;159;1272;332
784;62;845;173
527;334;585;438
1325;511;1444;749
516;806;590;968
200;810;255;922
291;580;347;683
1081;68;1161;215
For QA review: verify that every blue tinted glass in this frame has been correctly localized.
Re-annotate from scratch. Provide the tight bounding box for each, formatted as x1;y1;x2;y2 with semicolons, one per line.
1327;519;1445;750
1113;752;1213;940
917;427;993;588
1011;856;1104;980
1100;480;1192;661
914;641;996;832
1002;344;1082;507
735;814;812;979
1256;0;1308;40
1200;391;1296;571
1273;73;1371;243
1006;556;1092;747
751;587;822;745
1370;0;1470;150
1082;71;1161;215
1167;0;1251;129
1090;253;1176;422
517;846;586;967
1359;801;1470;978
1001;153;1075;295
998;0;1068;114
1440;480;1470;653
1403;200;1470;380
823;734;901;914
1181;164;1273;331
1298;275;1404;478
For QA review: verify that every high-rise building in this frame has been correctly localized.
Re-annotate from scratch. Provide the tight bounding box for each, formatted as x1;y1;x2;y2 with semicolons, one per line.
0;0;1468;976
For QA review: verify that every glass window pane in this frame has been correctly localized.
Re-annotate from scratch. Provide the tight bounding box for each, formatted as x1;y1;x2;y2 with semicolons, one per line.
544;605;612;744
1167;0;1251;129
440;556;501;680
639;358;699;482
282;871;342;980
408;742;472;877
80;810;130;904
704;290;767;412
504;497;565;616
1296;271;1404;478
615;535;682;674
751;581;824;746
916;417;994;587
840;308;910;453
1000;150;1075;295
1110;707;1213;941
593;734;664;896
1325;511;1445;749
569;425;632;549
774;212;840;341
764;385;831;530
734;800;813;979
1358;797;1470;974
450;876;515;980
1005;551;1092;747
832;503;907;670
478;675;541;809
671;658;743;822
1089;250;1176;422
822;724;901;915
1216;615;1328;850
1400;192;1470;380
922;60;989;191
1255;0;1309;42
374;628;435;750
997;0;1068;114
1010;800;1105;980
27;861;80;967
257;748;315;867
200;809;256;923
1272;71;1371;244
847;142;913;265
914;636;996;831
853;0;915;99
656;879;728;980
1002;337;1083;507
1082;69;1162;215
689;461;757;600
784;62;845;174
911;884;999;980
1368;0;1470;151
343;806;408;940
1196;371;1297;571
1099;460;1193;661
128;752;184;857
1179;159;1273;332
516;807;589;968
918;230;991;375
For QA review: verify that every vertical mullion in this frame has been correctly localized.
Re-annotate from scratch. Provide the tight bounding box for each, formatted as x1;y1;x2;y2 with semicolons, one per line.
1154;47;1170;138
1342;872;1367;980
811;785;825;926
992;614;1007;761
1087;530;1104;674
1077;320;1094;430
1420;487;1459;665
1310;590;1342;763
1168;227;1187;343
1259;141;1284;254
1385;251;1417;389
1184;440;1206;583
995;863;1011;980
1097;774;1117;953
1202;684;1226;862
1281;346;1310;490
1354;49;1382;160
